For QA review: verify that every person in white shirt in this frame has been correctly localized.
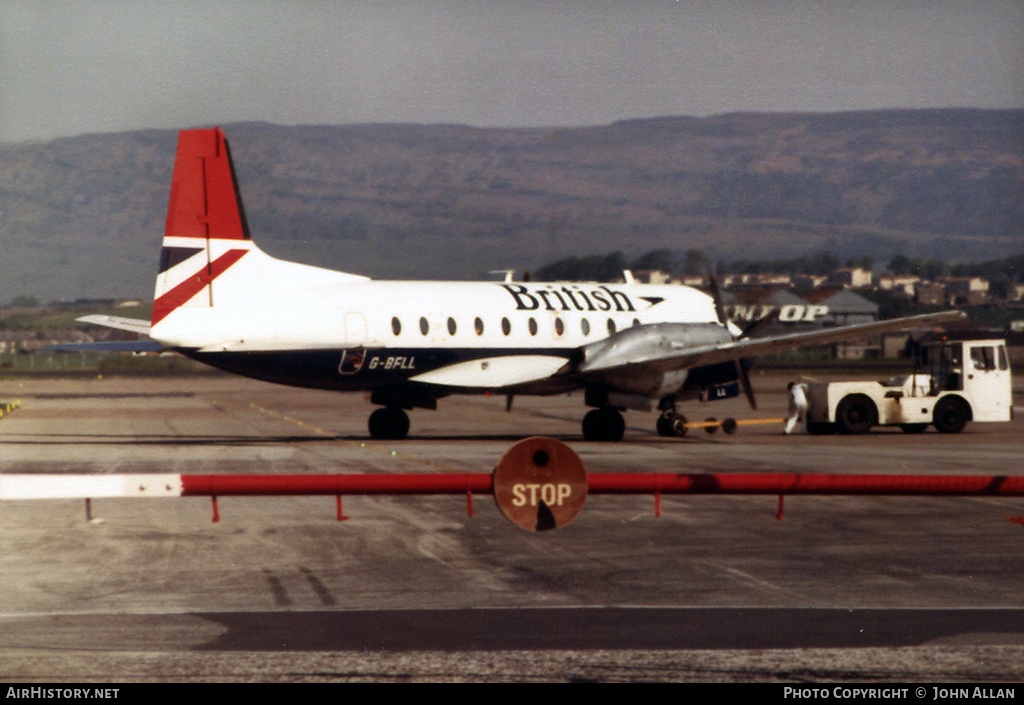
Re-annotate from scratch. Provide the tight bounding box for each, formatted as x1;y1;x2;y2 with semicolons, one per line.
785;381;809;434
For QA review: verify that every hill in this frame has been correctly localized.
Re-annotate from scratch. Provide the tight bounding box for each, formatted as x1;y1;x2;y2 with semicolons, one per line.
0;109;1021;302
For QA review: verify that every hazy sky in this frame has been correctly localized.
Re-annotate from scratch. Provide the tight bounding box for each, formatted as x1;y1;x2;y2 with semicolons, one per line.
1;0;1022;143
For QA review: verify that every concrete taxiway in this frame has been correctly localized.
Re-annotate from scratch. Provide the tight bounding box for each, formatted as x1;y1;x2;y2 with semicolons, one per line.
1;371;1022;682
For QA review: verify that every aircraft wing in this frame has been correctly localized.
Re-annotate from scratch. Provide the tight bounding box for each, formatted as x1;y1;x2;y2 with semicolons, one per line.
577;310;965;375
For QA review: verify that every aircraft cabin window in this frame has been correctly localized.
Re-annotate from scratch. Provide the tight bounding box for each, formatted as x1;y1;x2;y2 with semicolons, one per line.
581;319;590;336
607;319;616;335
419;317;429;336
528;318;538;336
447;317;457;336
391;317;401;336
554;318;564;336
475;317;484;335
501;317;511;336
633;318;640;327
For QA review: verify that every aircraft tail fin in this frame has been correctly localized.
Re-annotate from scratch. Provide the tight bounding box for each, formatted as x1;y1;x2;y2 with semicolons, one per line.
151;127;369;337
152;128;255;326
164;128;251;243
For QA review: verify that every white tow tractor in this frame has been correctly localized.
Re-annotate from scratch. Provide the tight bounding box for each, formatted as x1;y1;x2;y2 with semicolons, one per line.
805;338;1013;434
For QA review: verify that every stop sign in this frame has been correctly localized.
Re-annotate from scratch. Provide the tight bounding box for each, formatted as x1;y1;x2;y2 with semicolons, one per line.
492;437;588;531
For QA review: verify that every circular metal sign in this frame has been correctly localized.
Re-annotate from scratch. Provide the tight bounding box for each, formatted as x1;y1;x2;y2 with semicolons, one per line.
493;437;588;531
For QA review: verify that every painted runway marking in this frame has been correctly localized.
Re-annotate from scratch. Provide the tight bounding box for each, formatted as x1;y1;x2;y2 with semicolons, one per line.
249;403;462;472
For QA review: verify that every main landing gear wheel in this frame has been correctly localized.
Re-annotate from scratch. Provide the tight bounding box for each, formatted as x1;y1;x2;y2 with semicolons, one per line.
656;412;687;438
368;406;410;440
582;407;625;442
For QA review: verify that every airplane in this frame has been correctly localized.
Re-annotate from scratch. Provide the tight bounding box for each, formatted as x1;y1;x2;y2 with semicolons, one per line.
81;127;964;442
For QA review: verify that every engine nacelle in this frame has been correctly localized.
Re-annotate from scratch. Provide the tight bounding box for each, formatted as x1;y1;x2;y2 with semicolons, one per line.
577;323;729;398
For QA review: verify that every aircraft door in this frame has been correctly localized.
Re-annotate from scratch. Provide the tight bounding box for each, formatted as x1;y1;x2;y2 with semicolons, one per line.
924;342;963;392
345;312;368;347
964;343;1012;421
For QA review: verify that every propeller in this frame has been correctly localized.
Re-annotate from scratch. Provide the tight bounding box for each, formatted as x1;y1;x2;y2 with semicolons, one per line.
707;268;757;410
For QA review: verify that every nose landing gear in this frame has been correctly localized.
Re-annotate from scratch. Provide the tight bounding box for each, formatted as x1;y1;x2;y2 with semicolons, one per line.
656;412;688;437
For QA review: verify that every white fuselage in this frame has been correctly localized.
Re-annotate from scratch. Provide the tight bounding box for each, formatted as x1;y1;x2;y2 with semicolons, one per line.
151;240;726;394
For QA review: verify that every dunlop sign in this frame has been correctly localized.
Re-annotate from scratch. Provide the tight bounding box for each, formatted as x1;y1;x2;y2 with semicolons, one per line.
492;437;588;531
728;304;829;323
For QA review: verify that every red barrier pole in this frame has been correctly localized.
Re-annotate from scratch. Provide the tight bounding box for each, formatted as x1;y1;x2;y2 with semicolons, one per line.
180;473;1024;497
586;473;1024;496
181;473;494;496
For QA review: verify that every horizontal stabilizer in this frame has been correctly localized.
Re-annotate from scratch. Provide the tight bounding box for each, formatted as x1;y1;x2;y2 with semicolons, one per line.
77;315;152;335
46;340;165;353
57;315;160;352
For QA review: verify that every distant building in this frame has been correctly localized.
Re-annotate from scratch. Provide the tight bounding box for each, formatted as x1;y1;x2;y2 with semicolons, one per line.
915;281;946;306
940;276;989;294
630;269;672;285
881;333;912;359
827;267;872;289
940;276;989;306
792;273;829;289
719;273;793;288
803;289;878;326
802;289;881;359
877;274;920;297
753;274;790;286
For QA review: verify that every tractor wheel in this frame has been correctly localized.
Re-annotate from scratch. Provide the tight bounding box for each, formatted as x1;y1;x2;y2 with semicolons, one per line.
933;396;970;434
835;394;876;434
